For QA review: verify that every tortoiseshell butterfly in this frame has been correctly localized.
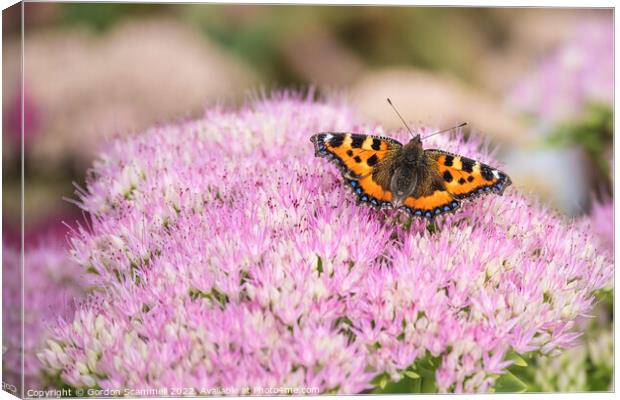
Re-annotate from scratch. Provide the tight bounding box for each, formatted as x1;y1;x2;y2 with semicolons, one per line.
310;100;512;219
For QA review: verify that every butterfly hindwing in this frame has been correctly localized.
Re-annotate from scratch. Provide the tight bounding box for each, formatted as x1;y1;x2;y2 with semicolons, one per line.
398;166;460;219
401;191;461;219
347;174;394;208
311;133;402;179
426;149;512;200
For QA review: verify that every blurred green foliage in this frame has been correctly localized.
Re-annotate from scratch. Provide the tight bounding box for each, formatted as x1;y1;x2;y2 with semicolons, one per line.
371;353;441;393
51;4;510;88
59;3;162;32
547;103;613;196
179;5;507;85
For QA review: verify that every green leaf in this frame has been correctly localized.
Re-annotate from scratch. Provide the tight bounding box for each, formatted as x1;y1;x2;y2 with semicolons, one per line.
426;220;437;234
414;354;440;393
403;370;420;379
410;376;422;393
416;366;437;393
371;373;390;390
506;351;528;367
371;353;440;394
495;371;528;393
316;255;323;276
372;374;423;394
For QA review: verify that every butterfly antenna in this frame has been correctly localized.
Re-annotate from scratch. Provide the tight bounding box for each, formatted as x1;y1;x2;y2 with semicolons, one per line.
421;122;468;140
386;98;416;139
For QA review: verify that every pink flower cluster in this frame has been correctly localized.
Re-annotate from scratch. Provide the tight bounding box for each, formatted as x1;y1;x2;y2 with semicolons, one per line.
38;95;612;393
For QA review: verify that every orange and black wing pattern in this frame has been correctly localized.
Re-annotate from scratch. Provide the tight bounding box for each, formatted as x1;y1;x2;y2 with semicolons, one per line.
401;188;460;219
310;133;401;207
426;149;512;200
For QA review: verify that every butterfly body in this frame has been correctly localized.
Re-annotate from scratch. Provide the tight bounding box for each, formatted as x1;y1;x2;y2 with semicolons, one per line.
310;132;511;219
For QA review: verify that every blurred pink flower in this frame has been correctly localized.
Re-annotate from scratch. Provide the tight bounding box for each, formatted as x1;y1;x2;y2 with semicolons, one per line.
38;95;612;393
5;85;41;150
507;17;612;127
3;242;89;391
5;17;255;169
586;199;613;256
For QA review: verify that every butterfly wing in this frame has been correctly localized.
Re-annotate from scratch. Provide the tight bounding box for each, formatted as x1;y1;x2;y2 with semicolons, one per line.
425;149;512;199
310;133;402;206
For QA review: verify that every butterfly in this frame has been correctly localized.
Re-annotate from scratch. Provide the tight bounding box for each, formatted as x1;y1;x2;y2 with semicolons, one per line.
309;128;512;219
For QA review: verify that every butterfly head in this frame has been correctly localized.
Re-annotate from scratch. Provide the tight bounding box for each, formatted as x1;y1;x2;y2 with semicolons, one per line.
410;133;422;145
403;136;424;162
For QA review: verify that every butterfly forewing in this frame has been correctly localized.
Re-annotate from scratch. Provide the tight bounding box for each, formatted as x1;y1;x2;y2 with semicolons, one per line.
311;133;402;206
425;149;512;199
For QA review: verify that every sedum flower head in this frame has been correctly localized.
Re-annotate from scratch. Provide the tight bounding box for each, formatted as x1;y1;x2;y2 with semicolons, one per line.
39;94;612;393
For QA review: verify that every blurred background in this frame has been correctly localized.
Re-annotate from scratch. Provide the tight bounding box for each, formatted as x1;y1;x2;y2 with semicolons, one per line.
3;4;613;247
2;3;614;392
